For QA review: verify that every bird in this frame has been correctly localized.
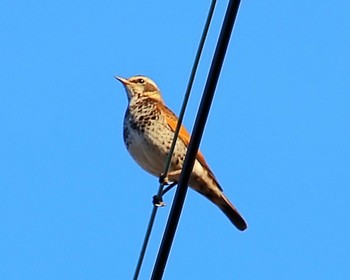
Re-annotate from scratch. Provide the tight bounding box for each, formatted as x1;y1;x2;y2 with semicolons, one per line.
115;75;247;231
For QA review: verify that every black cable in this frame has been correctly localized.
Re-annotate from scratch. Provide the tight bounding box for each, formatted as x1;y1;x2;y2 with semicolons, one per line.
150;1;242;279
132;1;217;279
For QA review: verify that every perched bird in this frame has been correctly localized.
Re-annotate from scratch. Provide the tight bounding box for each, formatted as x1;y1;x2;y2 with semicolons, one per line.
115;75;247;231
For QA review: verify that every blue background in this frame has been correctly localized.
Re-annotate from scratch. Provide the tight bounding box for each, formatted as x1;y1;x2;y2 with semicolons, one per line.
1;1;349;279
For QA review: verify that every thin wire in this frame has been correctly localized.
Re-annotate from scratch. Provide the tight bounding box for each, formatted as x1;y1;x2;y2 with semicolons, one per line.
156;0;218;199
132;1;217;279
151;0;242;278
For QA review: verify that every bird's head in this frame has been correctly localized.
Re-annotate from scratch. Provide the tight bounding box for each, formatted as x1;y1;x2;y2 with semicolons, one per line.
115;75;163;103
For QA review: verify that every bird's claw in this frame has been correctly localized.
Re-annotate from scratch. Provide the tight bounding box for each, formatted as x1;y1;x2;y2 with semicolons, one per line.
153;195;166;207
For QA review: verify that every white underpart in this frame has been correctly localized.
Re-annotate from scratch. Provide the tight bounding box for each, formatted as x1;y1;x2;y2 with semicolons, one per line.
127;130;165;176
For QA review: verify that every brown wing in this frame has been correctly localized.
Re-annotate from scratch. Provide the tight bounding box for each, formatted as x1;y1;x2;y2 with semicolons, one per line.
158;102;219;182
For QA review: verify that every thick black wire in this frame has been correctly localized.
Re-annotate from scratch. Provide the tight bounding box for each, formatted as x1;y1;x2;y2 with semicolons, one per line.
150;1;242;279
132;1;217;279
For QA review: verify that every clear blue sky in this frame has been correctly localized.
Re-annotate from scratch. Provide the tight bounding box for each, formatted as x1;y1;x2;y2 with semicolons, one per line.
1;1;349;279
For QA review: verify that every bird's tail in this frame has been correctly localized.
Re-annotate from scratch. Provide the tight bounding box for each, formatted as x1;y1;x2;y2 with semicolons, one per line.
214;193;247;231
190;171;247;231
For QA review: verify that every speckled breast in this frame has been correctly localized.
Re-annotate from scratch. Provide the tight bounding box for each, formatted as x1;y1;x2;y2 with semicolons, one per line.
123;98;186;177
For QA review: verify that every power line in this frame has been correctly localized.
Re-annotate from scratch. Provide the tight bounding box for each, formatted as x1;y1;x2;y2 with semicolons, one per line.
132;1;217;279
150;0;242;279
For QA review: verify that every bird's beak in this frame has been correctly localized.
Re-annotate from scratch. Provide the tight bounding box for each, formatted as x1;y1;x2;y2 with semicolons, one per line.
114;76;129;85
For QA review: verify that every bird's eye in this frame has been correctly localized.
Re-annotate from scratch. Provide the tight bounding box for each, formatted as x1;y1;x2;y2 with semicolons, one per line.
138;79;145;84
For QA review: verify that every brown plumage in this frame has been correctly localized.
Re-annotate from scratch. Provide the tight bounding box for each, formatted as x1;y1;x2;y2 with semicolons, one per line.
116;75;247;231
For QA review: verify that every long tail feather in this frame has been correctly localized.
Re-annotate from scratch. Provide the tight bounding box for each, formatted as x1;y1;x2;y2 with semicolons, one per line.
216;194;247;231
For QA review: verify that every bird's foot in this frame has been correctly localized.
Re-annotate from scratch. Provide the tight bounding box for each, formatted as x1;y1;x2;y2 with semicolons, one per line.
152;195;166;207
152;182;178;207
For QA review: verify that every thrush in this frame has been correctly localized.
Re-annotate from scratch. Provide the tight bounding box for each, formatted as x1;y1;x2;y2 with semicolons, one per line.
115;75;247;231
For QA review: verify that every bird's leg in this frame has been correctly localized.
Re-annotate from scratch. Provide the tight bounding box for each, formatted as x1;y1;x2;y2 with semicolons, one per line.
153;169;182;207
158;173;170;185
158;169;182;186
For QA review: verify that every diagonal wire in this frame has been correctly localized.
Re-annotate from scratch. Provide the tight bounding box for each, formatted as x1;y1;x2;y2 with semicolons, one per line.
132;1;217;279
151;0;242;278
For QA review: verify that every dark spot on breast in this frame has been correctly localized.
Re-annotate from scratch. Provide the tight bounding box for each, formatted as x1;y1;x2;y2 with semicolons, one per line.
130;120;138;130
